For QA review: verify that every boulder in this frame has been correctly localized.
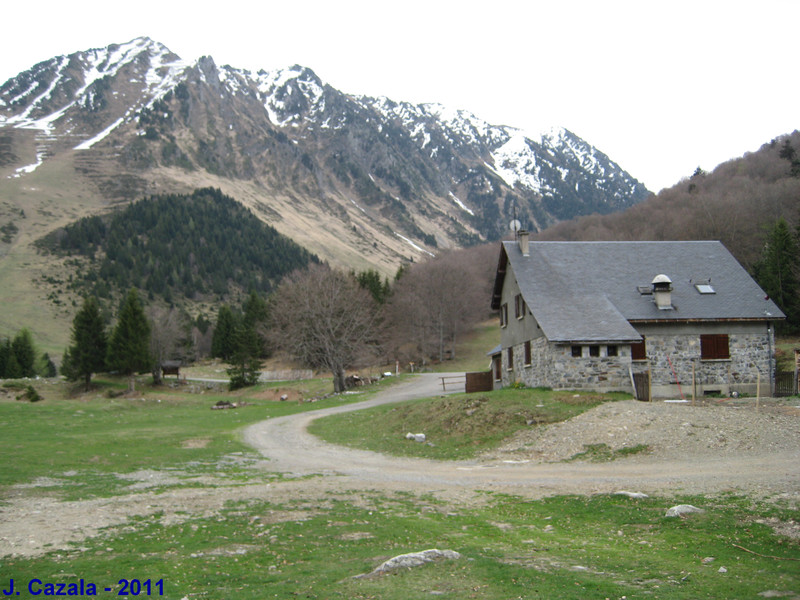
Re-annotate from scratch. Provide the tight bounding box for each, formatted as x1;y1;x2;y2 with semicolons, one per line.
615;491;649;499
665;504;704;517
354;548;461;578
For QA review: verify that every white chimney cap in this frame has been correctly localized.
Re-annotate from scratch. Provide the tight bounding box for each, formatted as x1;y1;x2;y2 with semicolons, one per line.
652;274;672;284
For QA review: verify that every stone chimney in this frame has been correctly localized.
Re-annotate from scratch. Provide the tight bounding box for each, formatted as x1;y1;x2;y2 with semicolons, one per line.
652;274;673;310
518;230;529;256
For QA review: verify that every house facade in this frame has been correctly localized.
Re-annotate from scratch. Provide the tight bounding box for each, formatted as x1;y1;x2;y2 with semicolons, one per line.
490;236;784;399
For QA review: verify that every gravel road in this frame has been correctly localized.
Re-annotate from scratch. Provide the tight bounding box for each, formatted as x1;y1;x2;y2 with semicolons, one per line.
242;373;800;497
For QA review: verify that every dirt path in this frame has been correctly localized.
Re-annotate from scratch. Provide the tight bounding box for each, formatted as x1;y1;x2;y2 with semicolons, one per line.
2;373;798;559
242;373;800;496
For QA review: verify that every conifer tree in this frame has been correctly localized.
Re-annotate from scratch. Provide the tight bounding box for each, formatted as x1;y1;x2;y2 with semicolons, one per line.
0;338;9;378
755;217;800;332
211;305;238;361
107;289;151;391
11;329;37;378
62;296;108;390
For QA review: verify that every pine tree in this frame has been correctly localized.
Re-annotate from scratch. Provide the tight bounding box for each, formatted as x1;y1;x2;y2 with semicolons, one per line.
755;217;800;332
211;305;238;361
226;323;263;390
63;296;108;390
107;289;151;391
11;329;37;378
0;338;9;378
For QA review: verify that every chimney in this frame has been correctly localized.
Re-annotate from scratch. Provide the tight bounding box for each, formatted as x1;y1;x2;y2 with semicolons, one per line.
652;274;673;310
518;230;529;256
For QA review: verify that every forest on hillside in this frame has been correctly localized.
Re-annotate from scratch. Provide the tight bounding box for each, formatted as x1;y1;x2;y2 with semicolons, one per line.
536;131;800;272
533;131;800;332
38;188;318;303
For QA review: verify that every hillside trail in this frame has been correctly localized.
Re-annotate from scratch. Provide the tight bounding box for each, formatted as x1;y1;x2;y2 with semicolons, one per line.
2;373;797;559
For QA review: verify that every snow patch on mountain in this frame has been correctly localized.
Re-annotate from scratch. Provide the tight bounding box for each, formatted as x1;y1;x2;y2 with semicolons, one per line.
491;132;545;192
449;192;474;216
395;232;435;257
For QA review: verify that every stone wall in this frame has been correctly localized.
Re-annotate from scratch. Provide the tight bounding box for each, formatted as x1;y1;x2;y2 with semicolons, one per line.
631;330;774;397
503;327;775;397
503;338;632;393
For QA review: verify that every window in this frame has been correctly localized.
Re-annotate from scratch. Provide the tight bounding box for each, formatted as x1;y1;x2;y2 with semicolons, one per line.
524;340;532;366
500;303;508;327
631;337;646;361
607;345;618;357
571;345;582;358
493;355;502;381
589;346;600;357
701;334;729;360
507;347;514;370
514;294;527;319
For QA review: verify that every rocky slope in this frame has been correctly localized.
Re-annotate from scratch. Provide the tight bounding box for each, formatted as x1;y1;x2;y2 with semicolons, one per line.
0;37;648;272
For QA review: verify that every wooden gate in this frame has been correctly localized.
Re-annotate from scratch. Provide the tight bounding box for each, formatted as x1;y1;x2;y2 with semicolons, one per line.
466;371;493;393
774;371;797;397
632;371;650;401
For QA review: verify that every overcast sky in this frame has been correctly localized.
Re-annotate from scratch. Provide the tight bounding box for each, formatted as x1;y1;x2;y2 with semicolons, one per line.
1;0;797;192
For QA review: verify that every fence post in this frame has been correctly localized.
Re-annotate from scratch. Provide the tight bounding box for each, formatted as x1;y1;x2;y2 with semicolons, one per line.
756;370;761;412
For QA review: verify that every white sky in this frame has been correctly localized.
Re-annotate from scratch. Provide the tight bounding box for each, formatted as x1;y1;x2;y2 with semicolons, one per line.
1;0;797;192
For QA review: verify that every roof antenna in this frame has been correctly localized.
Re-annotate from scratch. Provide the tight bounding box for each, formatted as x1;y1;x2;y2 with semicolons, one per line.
510;200;521;240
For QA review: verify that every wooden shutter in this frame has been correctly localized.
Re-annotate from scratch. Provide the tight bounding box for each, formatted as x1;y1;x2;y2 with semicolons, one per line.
701;334;729;359
631;337;646;361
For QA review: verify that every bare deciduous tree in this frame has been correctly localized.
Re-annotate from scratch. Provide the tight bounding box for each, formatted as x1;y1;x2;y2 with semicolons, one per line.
147;305;191;385
269;264;382;393
386;247;495;365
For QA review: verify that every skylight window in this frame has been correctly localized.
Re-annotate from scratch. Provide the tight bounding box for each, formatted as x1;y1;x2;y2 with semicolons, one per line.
695;283;715;294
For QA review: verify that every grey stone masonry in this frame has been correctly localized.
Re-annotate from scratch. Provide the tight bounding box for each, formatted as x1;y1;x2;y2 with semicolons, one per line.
504;329;775;397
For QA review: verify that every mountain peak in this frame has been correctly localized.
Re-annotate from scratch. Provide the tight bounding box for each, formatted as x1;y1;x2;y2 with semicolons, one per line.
0;37;649;272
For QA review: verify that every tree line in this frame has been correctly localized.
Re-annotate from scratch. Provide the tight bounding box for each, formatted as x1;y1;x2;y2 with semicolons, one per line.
56;243;497;393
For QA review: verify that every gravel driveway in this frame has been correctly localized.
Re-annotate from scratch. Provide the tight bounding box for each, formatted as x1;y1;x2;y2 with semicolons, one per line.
243;373;800;496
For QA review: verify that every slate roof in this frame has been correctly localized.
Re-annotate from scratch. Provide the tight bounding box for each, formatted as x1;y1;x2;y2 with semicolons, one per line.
492;240;784;343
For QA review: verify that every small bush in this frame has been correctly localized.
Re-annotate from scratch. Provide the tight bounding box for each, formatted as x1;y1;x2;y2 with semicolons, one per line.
17;384;42;402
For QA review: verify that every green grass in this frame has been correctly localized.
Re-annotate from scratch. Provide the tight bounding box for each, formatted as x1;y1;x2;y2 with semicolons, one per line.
0;376;382;500
2;492;797;599
309;387;632;460
1;378;798;598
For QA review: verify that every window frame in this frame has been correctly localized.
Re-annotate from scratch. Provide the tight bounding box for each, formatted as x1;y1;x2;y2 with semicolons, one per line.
506;346;514;370
524;340;532;366
514;294;526;320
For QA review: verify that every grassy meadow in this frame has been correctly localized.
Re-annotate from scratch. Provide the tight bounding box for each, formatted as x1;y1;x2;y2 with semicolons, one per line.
0;365;798;598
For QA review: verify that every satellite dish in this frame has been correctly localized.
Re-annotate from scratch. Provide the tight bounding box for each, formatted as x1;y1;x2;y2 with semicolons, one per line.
510;219;521;233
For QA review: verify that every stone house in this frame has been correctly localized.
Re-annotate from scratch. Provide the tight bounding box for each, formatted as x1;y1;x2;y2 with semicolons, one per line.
490;235;784;399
